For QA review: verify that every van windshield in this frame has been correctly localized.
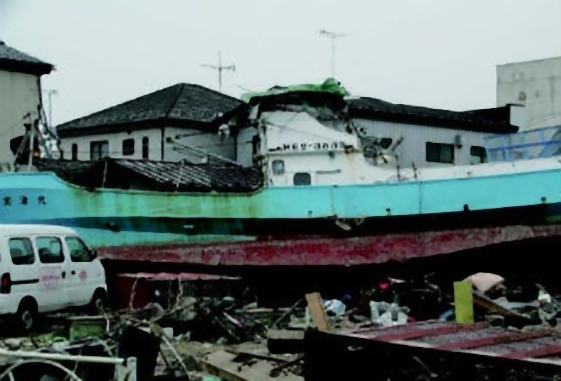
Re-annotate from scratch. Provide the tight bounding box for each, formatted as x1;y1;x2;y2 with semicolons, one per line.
65;236;94;262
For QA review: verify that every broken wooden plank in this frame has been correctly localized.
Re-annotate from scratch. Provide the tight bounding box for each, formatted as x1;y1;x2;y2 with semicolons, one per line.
269;355;305;378
305;293;329;332
472;292;531;320
203;350;303;381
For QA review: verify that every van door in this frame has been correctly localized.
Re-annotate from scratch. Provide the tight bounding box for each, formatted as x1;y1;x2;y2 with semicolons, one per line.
5;237;40;311
34;235;72;311
64;236;102;306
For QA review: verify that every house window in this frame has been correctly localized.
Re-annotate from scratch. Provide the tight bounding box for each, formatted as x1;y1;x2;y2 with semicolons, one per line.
426;142;454;164
122;138;135;156
90;140;109;160
36;236;65;264
71;144;78;161
293;172;312;186
142;137;149;159
8;238;35;266
470;146;488;164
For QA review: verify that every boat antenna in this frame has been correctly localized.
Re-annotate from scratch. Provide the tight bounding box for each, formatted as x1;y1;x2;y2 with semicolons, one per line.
319;29;346;77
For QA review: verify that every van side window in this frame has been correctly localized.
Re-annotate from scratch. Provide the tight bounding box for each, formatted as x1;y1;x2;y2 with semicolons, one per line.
36;237;65;264
8;238;35;265
65;237;94;262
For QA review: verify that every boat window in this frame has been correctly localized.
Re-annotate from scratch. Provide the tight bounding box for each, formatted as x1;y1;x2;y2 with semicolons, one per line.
379;138;393;149
426;142;454;164
470;146;488;164
272;160;285;175
122;138;135;156
36;236;65;264
65;236;95;263
142;137;149;159
8;238;35;266
293;172;312;186
71;144;78;161
90;140;109;160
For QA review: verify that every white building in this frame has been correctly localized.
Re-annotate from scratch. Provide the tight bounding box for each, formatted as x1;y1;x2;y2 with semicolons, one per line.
497;56;561;130
56;83;243;162
57;80;523;186
219;88;523;187
232;95;521;171
0;40;53;168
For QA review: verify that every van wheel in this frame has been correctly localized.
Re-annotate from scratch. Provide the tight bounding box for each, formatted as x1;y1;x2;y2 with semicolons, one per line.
89;289;107;315
16;298;38;333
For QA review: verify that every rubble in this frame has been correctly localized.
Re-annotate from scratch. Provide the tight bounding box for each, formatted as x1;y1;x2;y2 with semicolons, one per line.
0;269;560;380
203;349;303;381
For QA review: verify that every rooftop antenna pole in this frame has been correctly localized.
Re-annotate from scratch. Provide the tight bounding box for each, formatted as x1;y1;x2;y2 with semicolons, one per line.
319;30;345;77
201;51;236;93
43;89;58;126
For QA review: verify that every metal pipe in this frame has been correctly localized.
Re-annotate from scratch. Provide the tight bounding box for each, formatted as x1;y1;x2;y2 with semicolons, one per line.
0;348;125;365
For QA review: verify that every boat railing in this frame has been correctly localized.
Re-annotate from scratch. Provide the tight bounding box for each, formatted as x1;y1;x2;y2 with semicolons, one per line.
484;125;561;162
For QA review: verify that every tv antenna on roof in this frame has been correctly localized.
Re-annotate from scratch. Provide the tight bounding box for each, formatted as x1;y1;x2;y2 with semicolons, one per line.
201;51;236;93
319;30;346;77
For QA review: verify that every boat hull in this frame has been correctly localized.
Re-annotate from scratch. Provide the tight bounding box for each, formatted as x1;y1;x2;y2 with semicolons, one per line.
1;167;561;266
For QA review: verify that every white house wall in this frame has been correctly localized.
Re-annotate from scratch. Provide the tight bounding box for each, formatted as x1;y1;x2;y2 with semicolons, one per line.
497;56;561;130
60;128;163;161
163;127;235;162
60;126;238;162
352;119;489;168
0;70;41;166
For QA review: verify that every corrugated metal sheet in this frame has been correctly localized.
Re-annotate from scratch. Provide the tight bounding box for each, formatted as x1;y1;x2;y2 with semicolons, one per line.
304;321;561;381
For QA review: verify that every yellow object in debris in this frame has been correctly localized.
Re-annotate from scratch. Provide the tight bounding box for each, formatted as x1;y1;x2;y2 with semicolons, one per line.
454;281;474;324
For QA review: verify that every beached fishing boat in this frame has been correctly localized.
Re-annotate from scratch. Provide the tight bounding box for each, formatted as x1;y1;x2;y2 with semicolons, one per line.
2;80;561;267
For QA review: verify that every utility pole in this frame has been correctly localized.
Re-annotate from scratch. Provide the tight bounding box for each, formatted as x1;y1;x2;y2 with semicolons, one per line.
201;51;236;93
319;30;345;77
43;89;58;126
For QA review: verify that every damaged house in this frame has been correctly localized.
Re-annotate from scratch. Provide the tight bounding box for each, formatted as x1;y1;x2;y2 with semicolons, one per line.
40;79;525;191
56;83;243;162
36;83;260;192
219;79;523;187
0;40;53;167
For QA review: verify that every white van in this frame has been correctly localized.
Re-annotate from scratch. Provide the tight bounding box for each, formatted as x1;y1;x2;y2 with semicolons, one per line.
0;224;107;331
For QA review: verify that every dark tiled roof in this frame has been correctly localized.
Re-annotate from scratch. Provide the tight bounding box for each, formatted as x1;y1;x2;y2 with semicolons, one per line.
57;83;244;133
0;40;53;76
348;97;518;134
35;157;263;193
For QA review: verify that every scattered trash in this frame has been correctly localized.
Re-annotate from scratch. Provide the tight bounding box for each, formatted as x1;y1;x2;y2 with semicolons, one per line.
1;270;560;380
464;273;505;294
369;301;409;327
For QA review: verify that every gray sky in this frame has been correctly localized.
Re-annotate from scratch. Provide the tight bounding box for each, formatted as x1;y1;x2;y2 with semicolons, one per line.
1;0;560;125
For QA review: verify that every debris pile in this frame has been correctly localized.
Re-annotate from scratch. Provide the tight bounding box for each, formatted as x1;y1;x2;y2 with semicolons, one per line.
3;270;561;380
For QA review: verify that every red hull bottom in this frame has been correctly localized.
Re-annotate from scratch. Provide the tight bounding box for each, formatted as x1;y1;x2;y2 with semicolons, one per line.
98;224;561;267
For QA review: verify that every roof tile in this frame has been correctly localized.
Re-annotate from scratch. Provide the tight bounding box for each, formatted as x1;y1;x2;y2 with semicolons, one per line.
348;97;518;134
0;40;53;75
35;156;263;193
57;83;244;132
